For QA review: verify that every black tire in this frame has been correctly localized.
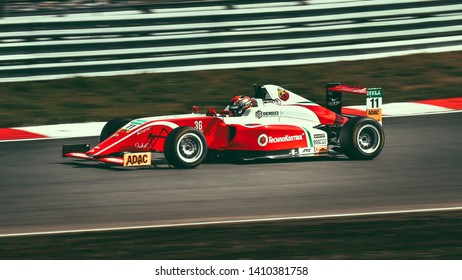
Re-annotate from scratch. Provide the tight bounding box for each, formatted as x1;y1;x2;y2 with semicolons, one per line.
164;127;208;169
339;117;384;160
100;117;132;143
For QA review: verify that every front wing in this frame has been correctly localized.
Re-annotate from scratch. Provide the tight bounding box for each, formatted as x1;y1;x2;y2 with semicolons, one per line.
62;144;152;166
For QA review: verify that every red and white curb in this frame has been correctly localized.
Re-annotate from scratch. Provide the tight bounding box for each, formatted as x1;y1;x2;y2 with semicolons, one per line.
1;97;461;142
0;122;106;142
342;97;462;117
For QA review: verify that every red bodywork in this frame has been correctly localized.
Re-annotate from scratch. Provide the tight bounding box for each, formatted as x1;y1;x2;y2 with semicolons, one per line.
87;116;218;156
63;83;378;166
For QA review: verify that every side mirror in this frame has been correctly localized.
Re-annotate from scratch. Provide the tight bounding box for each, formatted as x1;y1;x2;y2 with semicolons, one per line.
206;108;217;116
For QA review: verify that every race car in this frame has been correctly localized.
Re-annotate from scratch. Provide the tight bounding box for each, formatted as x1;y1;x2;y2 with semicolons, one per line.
62;83;384;168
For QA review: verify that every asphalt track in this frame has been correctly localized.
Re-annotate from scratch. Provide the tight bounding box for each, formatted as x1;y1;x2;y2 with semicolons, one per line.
0;112;461;236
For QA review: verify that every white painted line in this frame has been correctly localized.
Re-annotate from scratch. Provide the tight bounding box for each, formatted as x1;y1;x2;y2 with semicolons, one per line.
1;206;462;238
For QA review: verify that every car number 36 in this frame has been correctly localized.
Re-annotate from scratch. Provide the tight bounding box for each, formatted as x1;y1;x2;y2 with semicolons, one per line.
194;121;203;130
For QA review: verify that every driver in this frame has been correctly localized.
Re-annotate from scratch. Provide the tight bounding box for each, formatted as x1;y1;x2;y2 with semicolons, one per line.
228;95;252;116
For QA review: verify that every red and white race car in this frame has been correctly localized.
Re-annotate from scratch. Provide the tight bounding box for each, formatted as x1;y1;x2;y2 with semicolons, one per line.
63;83;384;168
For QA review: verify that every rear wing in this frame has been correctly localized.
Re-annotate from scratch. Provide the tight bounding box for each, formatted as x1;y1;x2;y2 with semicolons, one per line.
326;83;382;124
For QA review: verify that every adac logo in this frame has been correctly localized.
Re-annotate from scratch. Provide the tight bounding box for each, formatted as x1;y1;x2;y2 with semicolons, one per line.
277;88;290;101
258;134;268;147
123;152;151;167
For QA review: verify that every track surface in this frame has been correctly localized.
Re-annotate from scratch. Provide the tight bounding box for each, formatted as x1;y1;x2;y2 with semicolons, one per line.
1;113;461;235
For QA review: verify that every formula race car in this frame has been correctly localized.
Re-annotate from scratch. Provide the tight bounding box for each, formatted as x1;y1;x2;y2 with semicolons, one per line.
62;83;384;168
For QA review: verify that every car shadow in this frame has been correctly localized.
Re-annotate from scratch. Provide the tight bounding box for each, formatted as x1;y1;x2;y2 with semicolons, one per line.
59;154;350;170
59;157;171;171
204;154;350;166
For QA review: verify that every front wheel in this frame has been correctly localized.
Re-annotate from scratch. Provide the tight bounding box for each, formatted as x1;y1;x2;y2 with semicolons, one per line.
164;127;208;168
339;117;384;160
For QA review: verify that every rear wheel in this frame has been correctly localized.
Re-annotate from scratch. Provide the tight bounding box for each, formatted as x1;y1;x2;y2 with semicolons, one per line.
100;117;132;142
164;127;208;168
339;117;384;160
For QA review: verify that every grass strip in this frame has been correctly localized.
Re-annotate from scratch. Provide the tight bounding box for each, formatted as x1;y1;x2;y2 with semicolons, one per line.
1;210;461;259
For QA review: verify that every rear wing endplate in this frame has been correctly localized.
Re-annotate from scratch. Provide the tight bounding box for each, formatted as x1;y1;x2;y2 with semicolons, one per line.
326;83;382;124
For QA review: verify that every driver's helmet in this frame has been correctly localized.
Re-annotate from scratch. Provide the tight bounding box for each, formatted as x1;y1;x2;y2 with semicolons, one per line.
229;95;252;116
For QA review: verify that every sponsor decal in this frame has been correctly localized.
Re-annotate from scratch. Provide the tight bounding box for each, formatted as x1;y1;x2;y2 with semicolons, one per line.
131;119;147;126
120;119;147;132
123;152;151;167
366;88;382;98
328;98;341;106
135;142;149;149
137;127;150;135
313;139;327;145
314;134;325;139
255;110;279;119
315;146;328;153
258;134;268;147
367;108;382;123
289;149;298;156
277;88;290;101
269;134;304;144
298;147;313;155
258;133;304;147
367;109;381;115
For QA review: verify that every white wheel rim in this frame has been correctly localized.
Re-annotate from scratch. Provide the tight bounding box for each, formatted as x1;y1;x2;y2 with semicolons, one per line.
357;124;381;154
176;133;203;163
